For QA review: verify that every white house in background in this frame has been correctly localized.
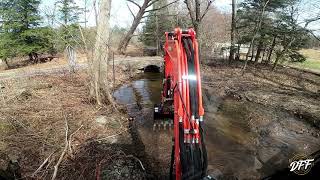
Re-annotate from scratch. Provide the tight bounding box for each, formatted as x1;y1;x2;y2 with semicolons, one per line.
210;43;250;59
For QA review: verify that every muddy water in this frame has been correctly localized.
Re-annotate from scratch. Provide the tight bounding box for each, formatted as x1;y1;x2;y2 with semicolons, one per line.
114;73;320;179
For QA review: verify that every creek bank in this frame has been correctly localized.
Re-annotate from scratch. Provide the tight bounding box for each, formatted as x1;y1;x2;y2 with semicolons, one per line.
0;63;153;179
202;62;320;130
112;62;320;179
201;63;320;179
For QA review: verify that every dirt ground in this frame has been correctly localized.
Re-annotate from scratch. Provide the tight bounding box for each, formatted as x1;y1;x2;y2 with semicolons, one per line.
0;56;319;179
202;60;320;128
201;60;320;178
0;62;149;179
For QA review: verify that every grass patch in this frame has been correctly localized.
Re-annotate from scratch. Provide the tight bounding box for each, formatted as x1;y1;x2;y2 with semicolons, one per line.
297;60;320;70
289;49;320;71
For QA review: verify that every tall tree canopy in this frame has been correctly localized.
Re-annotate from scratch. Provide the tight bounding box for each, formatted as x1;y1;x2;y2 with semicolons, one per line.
55;0;82;49
0;0;56;62
140;0;173;49
56;0;81;25
236;0;310;70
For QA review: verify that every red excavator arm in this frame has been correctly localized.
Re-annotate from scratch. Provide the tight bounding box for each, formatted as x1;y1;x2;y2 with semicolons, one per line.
154;28;208;180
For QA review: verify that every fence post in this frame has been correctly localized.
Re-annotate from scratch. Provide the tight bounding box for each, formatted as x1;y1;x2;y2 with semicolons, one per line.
66;46;77;73
113;52;115;87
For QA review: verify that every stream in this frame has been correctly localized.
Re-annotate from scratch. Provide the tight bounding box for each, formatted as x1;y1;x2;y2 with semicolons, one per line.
113;73;320;179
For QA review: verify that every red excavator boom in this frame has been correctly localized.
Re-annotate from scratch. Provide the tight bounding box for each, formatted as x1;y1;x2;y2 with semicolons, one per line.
154;28;208;180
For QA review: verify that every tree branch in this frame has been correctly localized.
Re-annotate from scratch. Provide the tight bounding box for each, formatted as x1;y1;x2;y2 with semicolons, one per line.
304;15;320;28
127;0;142;9
184;0;196;24
68;124;83;158
127;155;146;171
51;118;69;180
200;0;214;21
147;0;160;8
308;30;320;41
127;3;136;18
145;0;179;13
32;151;56;177
93;0;98;26
195;0;201;21
143;13;179;19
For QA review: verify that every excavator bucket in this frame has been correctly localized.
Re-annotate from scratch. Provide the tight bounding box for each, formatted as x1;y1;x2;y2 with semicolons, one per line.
153;103;174;130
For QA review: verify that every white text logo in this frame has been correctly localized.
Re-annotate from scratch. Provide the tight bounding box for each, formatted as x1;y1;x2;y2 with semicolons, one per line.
289;154;314;175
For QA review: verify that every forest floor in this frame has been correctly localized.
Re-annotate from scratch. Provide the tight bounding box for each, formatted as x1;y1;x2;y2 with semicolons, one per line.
0;55;319;179
0;56;150;179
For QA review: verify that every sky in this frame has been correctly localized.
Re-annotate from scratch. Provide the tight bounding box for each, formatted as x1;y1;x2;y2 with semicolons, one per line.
40;0;319;32
40;0;233;28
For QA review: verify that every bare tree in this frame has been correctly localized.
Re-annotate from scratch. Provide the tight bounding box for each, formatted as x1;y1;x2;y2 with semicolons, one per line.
200;7;231;56
184;0;213;61
93;0;98;26
229;0;236;64
302;0;320;39
90;0;115;106
117;0;178;54
184;0;213;34
303;15;320;41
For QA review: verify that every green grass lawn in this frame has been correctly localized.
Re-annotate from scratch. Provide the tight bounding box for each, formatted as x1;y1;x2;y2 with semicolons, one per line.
289;49;320;72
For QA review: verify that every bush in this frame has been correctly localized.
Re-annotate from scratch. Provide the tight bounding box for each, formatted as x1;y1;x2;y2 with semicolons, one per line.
288;51;306;62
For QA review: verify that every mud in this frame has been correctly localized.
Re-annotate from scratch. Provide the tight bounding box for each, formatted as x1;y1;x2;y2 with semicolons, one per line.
113;63;320;179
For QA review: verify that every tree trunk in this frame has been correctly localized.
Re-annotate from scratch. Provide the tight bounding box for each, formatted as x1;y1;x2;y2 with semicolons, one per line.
242;0;270;75
34;53;39;63
266;36;276;64
245;44;251;62
272;37;296;70
235;43;241;61
29;53;34;62
261;48;266;63
229;0;236;64
194;0;201;33
117;1;149;54
272;52;282;70
196;25;203;62
93;0;98;26
155;11;160;55
90;0;115;107
185;0;212;62
250;45;255;61
3;58;9;67
254;40;263;63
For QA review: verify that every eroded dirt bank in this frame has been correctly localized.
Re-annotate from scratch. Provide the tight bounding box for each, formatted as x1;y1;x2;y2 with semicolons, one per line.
113;62;320;179
201;62;320;179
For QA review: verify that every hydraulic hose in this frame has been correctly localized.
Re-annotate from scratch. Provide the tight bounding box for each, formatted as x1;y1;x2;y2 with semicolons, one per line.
179;36;207;180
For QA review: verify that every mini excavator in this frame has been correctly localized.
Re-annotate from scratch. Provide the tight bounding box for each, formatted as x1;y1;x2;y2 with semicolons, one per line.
154;28;209;180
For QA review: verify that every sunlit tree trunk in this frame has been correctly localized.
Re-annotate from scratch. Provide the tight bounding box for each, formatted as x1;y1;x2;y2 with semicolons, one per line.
90;0;116;107
229;0;236;64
